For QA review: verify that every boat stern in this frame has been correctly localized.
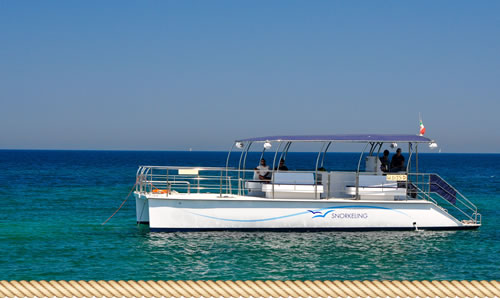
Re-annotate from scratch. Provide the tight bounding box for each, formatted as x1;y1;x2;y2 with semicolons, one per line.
134;191;150;225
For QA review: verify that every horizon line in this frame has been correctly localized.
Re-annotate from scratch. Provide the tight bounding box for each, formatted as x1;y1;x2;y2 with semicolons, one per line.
0;148;499;154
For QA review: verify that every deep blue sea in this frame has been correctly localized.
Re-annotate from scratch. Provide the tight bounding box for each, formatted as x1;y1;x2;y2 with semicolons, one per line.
0;150;499;281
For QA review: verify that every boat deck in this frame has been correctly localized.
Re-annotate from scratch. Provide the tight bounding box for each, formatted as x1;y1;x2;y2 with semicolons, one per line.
138;191;432;204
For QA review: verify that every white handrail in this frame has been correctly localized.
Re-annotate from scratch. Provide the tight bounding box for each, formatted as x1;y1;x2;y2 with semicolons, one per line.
135;166;480;224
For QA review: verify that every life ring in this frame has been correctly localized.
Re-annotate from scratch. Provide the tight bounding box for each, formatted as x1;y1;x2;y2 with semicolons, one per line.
153;189;169;194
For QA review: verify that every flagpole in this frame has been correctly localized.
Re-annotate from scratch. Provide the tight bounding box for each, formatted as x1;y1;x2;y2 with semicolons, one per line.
418;113;426;136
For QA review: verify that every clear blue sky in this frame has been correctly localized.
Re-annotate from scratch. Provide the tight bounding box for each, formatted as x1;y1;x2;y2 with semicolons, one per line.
1;1;499;152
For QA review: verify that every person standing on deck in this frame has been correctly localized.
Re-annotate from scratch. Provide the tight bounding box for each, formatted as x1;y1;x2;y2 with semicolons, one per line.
380;149;390;172
390;148;405;172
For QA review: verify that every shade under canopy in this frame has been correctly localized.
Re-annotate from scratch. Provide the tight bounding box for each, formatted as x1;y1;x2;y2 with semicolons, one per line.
236;134;434;143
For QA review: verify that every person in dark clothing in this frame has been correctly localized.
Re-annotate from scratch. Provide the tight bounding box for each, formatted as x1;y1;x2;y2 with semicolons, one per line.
390;148;405;172
380;149;390;172
275;159;288;171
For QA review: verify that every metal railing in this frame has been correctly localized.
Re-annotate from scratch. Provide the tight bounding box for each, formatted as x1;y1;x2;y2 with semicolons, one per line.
135;166;480;225
136;166;235;196
407;173;480;224
135;166;328;198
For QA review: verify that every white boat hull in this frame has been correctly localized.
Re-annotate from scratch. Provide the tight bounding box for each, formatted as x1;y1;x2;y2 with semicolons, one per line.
134;193;478;231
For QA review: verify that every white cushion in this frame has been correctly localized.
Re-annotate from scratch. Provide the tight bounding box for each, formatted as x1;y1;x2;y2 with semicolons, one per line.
272;172;315;185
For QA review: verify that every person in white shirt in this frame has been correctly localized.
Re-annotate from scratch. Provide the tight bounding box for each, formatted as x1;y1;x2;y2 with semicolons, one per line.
254;158;271;181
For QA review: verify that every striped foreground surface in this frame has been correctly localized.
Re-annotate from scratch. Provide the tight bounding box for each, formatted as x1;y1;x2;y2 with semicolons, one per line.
0;280;498;298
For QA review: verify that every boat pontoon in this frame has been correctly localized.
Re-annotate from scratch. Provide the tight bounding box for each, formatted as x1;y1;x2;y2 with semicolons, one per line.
134;134;481;231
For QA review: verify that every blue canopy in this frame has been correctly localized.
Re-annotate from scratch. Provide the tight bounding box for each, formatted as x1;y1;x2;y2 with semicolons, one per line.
237;134;433;143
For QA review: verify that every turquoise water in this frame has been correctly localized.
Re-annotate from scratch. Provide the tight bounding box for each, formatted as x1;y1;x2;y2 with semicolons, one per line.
0;150;499;280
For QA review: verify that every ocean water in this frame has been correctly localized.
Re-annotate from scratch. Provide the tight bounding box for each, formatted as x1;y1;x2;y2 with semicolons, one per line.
0;150;499;281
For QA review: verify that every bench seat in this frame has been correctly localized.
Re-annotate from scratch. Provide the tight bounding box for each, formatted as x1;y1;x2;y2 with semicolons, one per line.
345;185;406;200
262;183;324;199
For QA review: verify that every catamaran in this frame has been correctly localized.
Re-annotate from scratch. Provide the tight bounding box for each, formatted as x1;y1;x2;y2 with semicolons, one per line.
134;134;481;231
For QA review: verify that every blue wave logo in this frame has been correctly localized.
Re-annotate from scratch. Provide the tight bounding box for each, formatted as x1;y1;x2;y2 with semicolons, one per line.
309;209;334;218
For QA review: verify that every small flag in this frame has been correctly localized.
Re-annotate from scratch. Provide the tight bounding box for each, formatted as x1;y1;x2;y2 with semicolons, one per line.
419;119;426;136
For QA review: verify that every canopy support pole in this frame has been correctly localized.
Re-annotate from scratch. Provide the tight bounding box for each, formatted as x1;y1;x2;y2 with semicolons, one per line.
242;142;252;172
356;143;369;200
240;142;252;195
320;142;332;168
416;143;419;174
278;142;292;166
225;143;235;196
271;142;283;199
314;142;327;199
